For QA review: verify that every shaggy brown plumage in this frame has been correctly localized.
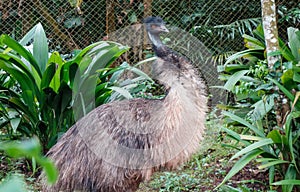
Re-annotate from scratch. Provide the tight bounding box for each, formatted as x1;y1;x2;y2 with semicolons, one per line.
40;16;208;192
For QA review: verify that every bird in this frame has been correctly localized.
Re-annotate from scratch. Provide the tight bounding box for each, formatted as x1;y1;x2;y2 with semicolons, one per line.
40;16;208;192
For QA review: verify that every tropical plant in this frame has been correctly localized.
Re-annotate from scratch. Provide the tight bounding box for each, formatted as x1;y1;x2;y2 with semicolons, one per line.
0;137;58;191
216;26;300;191
0;23;153;149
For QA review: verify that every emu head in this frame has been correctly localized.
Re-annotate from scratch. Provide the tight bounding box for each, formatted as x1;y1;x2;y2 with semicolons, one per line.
143;16;169;35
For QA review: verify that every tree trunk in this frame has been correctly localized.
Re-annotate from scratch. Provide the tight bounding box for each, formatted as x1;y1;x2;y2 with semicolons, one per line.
143;0;152;18
261;0;280;69
261;0;289;128
106;0;115;36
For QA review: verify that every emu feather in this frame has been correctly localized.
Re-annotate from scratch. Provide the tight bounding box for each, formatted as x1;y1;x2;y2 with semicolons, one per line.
41;16;208;192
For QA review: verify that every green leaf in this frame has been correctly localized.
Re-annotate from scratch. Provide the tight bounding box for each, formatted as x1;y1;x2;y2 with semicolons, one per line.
222;70;249;91
222;111;265;137
267;129;288;145
230;138;273;160
33;23;48;73
10;118;21;133
0;34;41;77
48;52;64;92
281;69;294;86
269;78;300;109
0;138;41;158
243;34;265;49
38;157;58;184
287;27;300;63
19;24;38;46
109;86;133;99
41;62;56;89
272;180;300;185
215;149;263;189
0;60;38;104
225;49;264;64
269;165;275;185
293;72;300;83
258;160;289;169
282;165;297;192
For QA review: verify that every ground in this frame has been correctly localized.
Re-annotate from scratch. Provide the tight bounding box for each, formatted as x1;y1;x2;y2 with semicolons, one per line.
0;115;279;191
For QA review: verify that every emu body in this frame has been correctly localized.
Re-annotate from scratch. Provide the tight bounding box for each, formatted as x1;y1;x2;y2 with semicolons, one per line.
41;17;208;192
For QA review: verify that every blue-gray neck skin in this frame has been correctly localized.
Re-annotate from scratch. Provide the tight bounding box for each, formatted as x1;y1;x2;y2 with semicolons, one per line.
147;31;163;48
147;31;172;60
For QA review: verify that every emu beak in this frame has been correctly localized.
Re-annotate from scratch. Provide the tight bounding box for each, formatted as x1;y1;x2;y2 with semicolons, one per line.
160;25;169;33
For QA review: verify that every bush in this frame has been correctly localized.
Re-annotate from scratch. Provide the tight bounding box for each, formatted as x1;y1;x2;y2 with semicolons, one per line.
0;23;154;149
217;26;300;191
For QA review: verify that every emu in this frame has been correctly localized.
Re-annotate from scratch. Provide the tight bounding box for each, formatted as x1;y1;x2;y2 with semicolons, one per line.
41;16;208;192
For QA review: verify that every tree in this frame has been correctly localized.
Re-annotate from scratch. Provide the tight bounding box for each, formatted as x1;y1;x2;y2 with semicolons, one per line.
261;0;280;69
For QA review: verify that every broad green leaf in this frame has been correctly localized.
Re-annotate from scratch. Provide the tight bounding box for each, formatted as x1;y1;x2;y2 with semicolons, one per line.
0;34;41;77
38;157;58;184
109;86;133;99
215;149;263;189
222;70;248;91
283;165;297;192
243;34;265;49
267;129;288;145
0;53;38;83
240;135;265;141
293;72;300;83
225;49;264;64
128;66;152;82
222;111;265;137
0;60;38;104
251;95;274;121
10;118;21;133
7;97;36;122
269;166;275;186
33;23;49;73
70;42;103;64
41;62;56;90
281;69;294;86
272;180;300;185
287;27;300;63
0;138;41;157
218;64;249;73
48;52;64;92
86;44;128;74
258;160;289;169
230;138;273;160
19;24;38;46
279;38;295;63
269;78;300;109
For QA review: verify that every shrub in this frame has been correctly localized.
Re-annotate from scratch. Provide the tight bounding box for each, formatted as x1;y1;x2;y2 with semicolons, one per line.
217;26;300;191
0;23;153;149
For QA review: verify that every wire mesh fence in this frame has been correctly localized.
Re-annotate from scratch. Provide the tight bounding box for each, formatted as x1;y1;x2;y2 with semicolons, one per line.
1;0;299;105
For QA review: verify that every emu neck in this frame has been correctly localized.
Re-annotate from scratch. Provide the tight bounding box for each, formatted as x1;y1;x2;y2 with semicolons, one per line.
147;32;164;49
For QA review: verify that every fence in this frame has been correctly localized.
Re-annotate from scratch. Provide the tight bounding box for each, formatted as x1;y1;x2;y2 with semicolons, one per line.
1;0;299;105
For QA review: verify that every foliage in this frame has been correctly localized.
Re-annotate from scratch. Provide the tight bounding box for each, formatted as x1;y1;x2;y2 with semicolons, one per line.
216;26;300;191
278;3;300;25
0;137;58;191
0;23;153;149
